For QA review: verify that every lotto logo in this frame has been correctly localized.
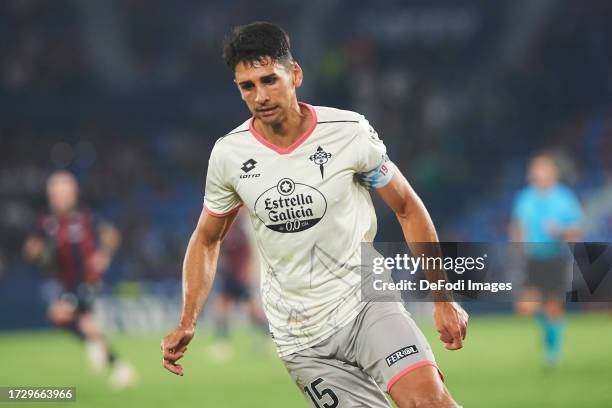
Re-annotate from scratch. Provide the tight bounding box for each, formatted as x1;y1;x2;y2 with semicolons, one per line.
241;158;257;173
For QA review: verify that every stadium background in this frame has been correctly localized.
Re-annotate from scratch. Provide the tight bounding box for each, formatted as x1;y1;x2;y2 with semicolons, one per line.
0;0;611;407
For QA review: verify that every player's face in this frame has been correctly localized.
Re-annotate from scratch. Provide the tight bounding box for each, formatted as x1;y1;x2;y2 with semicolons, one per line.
234;57;303;126
47;172;79;214
528;156;558;189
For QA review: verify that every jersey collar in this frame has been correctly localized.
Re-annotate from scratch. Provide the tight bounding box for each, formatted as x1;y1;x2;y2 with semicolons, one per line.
248;102;317;155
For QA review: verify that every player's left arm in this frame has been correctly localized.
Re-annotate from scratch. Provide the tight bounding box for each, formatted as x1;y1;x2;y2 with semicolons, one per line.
376;169;469;350
90;221;121;277
550;190;584;241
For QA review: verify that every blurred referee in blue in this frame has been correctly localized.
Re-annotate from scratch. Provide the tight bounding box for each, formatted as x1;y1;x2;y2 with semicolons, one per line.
511;152;583;367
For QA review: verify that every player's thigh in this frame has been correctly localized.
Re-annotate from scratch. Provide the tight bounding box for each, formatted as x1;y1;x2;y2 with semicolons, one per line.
215;294;234;314
77;312;102;338
514;287;542;316
282;353;390;408
48;299;76;325
355;302;443;394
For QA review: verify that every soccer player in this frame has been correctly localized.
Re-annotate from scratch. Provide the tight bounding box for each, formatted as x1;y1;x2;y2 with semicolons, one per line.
161;22;468;407
23;170;137;388
511;153;583;367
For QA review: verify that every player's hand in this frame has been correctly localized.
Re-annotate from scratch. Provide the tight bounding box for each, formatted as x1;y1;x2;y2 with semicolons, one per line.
433;302;468;350
23;236;44;261
161;324;195;376
88;251;111;277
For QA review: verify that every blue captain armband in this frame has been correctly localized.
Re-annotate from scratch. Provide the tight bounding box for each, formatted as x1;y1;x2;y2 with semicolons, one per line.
356;158;395;189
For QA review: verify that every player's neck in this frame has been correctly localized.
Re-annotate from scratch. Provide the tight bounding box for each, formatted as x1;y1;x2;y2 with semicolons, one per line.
52;206;77;217
254;102;311;149
534;182;557;192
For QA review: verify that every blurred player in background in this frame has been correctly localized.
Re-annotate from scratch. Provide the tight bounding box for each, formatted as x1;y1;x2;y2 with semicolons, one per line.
209;209;268;360
23;170;137;388
511;153;583;367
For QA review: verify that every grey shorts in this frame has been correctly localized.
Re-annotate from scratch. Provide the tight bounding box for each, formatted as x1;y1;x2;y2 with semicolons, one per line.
281;302;442;408
525;258;570;297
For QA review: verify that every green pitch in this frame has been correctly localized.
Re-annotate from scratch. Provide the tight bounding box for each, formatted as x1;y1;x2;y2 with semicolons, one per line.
0;313;611;407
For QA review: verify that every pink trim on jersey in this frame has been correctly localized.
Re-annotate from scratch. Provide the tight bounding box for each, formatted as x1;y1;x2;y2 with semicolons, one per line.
386;361;444;392
204;203;242;218
248;102;318;155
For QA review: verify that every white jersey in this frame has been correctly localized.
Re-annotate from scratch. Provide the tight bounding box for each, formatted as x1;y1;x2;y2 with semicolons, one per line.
204;103;395;356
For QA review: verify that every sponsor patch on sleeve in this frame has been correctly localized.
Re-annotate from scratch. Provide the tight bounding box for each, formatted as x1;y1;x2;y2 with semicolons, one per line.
385;345;419;367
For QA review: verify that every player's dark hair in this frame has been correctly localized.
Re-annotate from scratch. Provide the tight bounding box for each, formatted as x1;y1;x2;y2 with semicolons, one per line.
223;22;293;72
529;150;557;165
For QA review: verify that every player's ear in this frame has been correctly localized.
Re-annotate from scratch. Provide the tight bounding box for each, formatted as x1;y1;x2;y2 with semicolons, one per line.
292;62;303;88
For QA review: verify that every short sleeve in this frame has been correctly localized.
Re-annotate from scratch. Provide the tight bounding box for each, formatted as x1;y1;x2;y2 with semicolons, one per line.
203;144;242;217
354;116;395;189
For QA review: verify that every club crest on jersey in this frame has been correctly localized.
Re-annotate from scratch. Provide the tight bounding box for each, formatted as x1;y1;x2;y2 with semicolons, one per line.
254;178;327;233
309;146;332;179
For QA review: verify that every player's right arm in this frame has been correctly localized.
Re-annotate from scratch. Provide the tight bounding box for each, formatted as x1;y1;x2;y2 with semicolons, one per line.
161;208;237;376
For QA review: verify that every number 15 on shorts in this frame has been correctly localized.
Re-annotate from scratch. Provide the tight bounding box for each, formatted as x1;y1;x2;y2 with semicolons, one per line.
303;378;338;408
